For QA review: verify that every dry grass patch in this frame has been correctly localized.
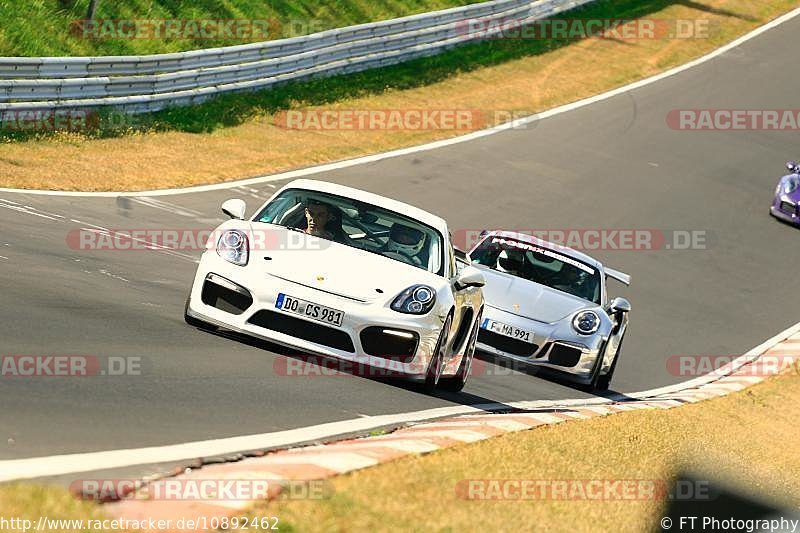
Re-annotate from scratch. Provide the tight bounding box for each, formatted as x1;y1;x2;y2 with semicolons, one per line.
0;0;795;191
1;365;798;531
251;368;800;532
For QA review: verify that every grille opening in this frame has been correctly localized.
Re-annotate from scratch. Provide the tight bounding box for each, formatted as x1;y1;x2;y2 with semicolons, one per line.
201;277;252;315
359;327;419;362
248;310;355;353
548;343;582;367
478;329;538;357
780;201;796;216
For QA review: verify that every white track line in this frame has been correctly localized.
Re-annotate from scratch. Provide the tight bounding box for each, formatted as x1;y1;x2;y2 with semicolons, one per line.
624;320;800;399
0;6;799;199
2;10;799;483
1;320;797;484
128;197;203;217
0;201;61;220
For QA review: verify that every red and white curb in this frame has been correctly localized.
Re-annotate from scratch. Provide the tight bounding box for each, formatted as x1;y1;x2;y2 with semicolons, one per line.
100;328;800;529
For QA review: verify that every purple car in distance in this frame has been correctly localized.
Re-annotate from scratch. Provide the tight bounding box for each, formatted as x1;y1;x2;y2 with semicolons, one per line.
770;161;800;226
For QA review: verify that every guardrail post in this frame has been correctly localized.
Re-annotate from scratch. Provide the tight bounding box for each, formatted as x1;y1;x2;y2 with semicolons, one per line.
87;0;99;20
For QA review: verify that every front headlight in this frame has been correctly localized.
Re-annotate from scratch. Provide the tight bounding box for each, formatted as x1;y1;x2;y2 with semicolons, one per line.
391;285;436;315
572;310;600;335
217;230;249;266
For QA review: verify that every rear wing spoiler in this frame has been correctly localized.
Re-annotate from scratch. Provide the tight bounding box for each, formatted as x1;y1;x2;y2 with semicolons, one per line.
605;267;631;286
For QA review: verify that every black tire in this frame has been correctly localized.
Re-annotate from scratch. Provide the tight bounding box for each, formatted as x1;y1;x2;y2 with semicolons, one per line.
424;313;452;394
595;335;624;391
184;297;217;331
586;337;609;391
440;308;483;392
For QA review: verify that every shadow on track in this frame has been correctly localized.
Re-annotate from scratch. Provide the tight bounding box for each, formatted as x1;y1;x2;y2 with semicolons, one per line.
473;351;632;402
187;323;518;411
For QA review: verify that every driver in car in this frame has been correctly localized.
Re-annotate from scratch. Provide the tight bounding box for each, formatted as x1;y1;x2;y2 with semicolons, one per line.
304;200;336;240
551;267;592;300
385;223;426;266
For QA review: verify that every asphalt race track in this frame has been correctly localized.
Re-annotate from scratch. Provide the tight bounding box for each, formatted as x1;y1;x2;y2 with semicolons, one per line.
1;15;798;468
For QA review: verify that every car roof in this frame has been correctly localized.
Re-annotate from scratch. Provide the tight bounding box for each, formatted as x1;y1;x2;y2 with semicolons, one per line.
482;230;605;271
275;179;450;235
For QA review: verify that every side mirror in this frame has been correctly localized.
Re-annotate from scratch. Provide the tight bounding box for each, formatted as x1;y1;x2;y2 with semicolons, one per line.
608;297;631;314
221;199;246;220
454;266;486;291
787;161;798;172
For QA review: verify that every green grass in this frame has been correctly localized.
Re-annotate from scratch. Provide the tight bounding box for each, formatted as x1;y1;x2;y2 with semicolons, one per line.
1;0;725;142
0;0;483;57
138;0;682;132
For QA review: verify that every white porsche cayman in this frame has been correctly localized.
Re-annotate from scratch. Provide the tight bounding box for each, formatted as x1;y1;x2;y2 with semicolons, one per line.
185;179;486;392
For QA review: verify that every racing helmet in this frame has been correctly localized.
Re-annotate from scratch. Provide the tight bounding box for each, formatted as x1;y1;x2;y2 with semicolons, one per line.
387;223;426;257
497;249;525;274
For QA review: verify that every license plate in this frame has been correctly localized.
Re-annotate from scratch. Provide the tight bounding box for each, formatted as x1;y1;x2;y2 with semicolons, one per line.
275;293;344;327
481;319;534;343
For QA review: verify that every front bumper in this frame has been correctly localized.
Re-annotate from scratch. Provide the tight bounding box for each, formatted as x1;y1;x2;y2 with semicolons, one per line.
186;253;448;377
771;200;800;225
475;305;605;383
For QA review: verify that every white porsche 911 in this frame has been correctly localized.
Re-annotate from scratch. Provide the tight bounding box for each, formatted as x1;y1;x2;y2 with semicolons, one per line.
466;231;631;390
185;179;486;392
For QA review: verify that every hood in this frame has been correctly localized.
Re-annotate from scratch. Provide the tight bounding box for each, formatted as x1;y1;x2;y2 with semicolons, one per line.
252;224;438;301
477;266;593;323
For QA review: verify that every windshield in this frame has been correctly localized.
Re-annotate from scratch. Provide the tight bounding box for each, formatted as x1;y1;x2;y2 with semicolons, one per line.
785;176;799;194
254;188;443;274
471;236;602;303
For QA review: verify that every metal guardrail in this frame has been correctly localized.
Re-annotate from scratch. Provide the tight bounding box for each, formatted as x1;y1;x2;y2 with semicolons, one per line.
0;0;595;113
